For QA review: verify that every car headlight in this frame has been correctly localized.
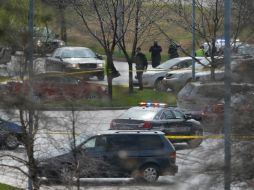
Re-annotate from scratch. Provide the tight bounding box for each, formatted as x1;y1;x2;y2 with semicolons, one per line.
97;63;104;68
36;40;42;47
59;41;65;47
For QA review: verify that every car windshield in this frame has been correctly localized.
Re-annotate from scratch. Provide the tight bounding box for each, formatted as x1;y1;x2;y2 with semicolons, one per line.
60;48;96;58
192;58;210;69
119;108;159;120
34;27;55;39
156;59;189;69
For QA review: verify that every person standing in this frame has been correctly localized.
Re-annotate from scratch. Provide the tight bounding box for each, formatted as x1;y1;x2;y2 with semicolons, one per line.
195;45;205;57
168;40;180;59
134;47;148;90
149;41;162;68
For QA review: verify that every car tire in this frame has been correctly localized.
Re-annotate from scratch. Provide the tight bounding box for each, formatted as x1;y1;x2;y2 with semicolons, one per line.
59;166;74;184
5;134;19;150
187;128;203;148
97;74;105;81
140;164;159;183
154;78;166;91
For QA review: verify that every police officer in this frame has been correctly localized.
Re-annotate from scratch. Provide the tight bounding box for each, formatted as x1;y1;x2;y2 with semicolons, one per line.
134;47;148;90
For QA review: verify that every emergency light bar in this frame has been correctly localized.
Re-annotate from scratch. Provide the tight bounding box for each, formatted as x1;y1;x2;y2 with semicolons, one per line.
139;102;167;108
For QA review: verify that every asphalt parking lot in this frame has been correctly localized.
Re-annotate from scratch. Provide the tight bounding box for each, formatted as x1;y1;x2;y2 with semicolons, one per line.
0;110;228;190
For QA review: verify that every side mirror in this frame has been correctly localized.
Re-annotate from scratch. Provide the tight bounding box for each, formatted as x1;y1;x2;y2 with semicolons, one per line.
184;114;192;120
96;54;103;60
55;56;63;61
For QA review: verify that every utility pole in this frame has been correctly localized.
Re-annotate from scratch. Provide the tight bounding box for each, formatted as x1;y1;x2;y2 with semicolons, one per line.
224;0;232;189
28;0;34;189
192;0;196;80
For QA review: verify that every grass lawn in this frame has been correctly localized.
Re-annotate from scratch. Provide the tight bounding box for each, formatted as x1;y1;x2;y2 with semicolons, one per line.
111;86;176;107
41;85;176;109
0;183;22;190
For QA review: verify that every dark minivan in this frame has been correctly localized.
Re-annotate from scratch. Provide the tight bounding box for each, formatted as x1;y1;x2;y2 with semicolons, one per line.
38;130;178;183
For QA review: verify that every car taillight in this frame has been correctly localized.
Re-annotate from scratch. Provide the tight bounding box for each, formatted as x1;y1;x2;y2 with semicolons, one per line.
169;151;176;161
143;121;152;129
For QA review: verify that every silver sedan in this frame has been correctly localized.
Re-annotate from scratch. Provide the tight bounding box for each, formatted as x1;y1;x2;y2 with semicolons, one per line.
142;57;194;91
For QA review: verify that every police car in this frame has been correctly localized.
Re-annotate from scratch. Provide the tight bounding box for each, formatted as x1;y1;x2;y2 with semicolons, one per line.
110;102;203;148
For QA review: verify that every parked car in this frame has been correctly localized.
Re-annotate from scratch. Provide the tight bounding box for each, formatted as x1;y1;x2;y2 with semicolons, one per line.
110;102;203;148
38;130;178;183
0;118;23;150
34;27;65;54
202;91;254;123
45;47;105;80
7;72;108;100
142;57;194;91
177;81;254;112
162;57;223;92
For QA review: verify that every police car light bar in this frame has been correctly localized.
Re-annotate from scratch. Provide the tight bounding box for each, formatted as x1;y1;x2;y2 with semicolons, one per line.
139;102;167;108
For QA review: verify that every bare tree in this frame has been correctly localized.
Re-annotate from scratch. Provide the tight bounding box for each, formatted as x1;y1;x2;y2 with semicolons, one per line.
70;0;123;100
160;0;252;81
40;0;70;42
115;0;169;93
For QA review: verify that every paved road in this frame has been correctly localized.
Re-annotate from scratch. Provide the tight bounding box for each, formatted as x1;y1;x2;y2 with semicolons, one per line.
0;110;233;190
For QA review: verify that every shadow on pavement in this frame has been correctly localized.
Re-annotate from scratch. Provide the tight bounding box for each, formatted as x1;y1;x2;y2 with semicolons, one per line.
41;178;176;187
174;143;190;151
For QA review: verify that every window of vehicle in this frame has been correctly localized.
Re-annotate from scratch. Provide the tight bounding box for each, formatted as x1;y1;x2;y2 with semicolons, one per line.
160;110;174;120
172;110;185;119
52;49;61;58
82;136;107;149
177;60;192;68
120;108;159;120
138;135;164;150
156;59;191;69
107;135;139;151
60;48;96;58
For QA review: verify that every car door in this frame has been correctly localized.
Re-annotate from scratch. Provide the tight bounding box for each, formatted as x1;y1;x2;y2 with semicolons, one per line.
105;135;140;177
158;109;181;136
79;135;111;177
171;110;192;135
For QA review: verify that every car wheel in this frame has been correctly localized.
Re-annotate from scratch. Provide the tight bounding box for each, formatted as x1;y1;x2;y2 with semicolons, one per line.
97;74;105;81
187;129;203;148
59;166;74;184
5;134;19;150
140;165;159;183
154;78;166;91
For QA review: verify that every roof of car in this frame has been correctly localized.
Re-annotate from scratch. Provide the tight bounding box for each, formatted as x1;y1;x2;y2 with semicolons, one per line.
97;130;165;135
57;46;90;50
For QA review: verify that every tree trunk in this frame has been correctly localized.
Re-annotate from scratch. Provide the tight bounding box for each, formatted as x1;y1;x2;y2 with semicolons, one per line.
106;54;113;101
59;6;67;43
210;66;216;81
128;60;134;93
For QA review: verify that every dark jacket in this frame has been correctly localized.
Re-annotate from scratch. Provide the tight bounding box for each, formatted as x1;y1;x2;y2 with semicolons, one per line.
134;52;148;71
168;44;179;59
149;45;162;68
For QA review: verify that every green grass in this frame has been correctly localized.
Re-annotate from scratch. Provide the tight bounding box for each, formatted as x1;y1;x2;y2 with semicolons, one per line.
0;183;22;190
41;86;176;109
0;76;12;83
111;86;176;107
